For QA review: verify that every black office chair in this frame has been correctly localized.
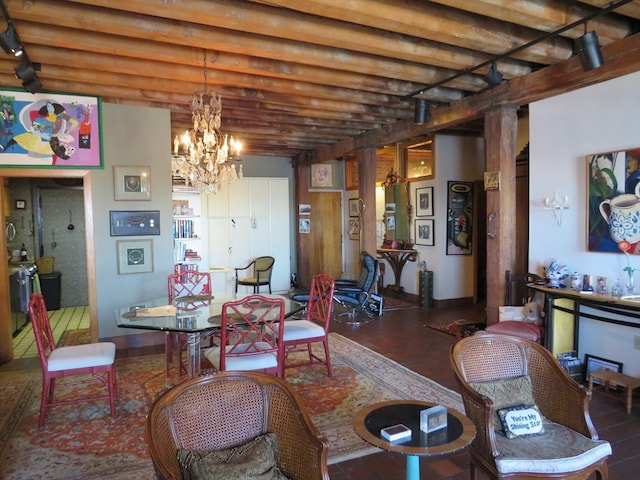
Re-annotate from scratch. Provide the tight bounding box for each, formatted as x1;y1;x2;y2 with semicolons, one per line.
333;251;378;323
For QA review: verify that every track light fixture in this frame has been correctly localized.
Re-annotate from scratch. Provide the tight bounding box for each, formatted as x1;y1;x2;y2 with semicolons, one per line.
414;98;430;125
14;56;42;93
0;23;22;56
484;62;505;87
575;30;603;71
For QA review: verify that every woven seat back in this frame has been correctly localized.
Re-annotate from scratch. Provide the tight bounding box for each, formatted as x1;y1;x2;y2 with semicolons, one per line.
454;334;528;383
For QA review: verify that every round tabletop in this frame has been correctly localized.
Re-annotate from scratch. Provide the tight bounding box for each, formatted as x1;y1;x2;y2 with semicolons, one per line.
353;400;475;457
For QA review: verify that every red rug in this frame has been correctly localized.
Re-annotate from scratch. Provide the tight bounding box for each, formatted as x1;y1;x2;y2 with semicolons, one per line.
426;319;486;337
0;333;463;479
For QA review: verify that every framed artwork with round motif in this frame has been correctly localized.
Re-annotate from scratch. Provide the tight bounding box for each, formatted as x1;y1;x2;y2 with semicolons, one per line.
311;163;333;188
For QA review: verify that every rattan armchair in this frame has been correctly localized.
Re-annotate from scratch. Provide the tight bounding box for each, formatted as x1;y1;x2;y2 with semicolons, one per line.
450;333;611;480
146;371;330;480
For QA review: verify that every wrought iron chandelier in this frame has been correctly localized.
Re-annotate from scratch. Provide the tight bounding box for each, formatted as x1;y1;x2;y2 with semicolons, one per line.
172;50;242;194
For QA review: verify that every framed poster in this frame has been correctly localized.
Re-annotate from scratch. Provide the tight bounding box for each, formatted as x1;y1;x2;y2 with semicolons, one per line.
117;239;154;274
587;148;640;254
114;165;151;200
348;217;360;240
584;354;623;384
415;218;434;246
446;181;473;255
310;163;333;188
415;186;434;217
0;90;101;168
348;198;360;217
110;210;160;236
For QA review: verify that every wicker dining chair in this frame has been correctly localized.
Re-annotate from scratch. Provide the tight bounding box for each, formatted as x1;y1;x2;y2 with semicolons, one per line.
450;333;611;480
146;371;330;480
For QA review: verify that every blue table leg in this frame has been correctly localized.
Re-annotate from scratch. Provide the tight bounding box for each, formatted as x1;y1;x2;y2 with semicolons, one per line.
406;455;419;480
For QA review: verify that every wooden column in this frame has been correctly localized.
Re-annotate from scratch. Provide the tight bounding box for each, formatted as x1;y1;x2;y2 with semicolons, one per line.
485;104;518;325
294;158;311;289
356;147;377;255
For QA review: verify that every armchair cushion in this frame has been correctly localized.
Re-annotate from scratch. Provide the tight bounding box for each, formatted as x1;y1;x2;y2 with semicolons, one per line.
469;375;537;427
177;433;289;480
497;404;544;439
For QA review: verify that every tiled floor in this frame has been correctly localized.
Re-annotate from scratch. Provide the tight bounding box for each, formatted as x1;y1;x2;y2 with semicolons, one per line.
2;301;638;479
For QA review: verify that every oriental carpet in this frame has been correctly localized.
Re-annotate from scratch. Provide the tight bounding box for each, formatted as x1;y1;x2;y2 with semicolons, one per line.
0;333;462;479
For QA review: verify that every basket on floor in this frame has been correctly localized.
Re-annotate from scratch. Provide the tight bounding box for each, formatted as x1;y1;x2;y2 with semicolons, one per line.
36;257;55;274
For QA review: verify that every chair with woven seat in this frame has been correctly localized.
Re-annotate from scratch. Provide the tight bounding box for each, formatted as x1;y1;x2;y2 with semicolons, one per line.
166;269;213;375
235;255;275;294
146;371;330;480
450;332;611;480
485;270;544;343
275;272;335;376
333;250;378;322
203;294;286;377
28;293;117;427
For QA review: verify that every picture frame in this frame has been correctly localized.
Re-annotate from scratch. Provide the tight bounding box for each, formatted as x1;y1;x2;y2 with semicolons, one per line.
310;163;333;188
116;239;154;274
446;181;473;255
415;187;434;217
0;90;102;168
584;354;623;384
348;217;360;240
348;198;360;217
298;218;310;234
415;218;435;246
110;210;160;236
114;165;151;201
298;204;311;215
420;405;447;433
14;199;25;210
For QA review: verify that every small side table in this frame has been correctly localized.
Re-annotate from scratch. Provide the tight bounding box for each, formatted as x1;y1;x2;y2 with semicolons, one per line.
589;370;640;414
353;400;475;480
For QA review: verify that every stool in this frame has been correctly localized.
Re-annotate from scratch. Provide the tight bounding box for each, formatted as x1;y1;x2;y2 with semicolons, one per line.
485;321;543;343
588;370;640;414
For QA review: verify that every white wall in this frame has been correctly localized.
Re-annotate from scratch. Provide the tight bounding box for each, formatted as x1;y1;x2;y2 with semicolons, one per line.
530;71;640;376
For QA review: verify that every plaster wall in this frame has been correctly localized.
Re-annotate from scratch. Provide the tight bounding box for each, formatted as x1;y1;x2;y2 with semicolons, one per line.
530;71;640;376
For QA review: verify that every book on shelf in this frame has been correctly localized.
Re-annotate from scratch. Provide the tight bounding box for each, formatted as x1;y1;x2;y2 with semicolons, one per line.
380;424;412;442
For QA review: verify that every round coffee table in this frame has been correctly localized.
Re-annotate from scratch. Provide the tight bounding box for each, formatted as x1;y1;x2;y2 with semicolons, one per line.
353;400;475;480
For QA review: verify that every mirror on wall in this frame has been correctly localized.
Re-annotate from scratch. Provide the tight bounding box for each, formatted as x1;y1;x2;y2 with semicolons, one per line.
406;138;434;181
379;168;412;249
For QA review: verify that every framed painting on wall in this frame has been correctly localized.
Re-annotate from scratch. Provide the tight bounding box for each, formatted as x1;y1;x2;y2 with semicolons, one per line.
310;163;333;188
415;218;434;246
114;165;151;200
446;181;473;255
587;147;640;255
0;89;102;168
117;239;154;274
415;186;434;217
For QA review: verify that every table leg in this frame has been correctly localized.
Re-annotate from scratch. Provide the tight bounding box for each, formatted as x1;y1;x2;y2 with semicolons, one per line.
405;455;419;480
186;332;201;378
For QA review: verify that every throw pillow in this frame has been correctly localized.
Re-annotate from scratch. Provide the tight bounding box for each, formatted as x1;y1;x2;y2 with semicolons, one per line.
469;375;538;427
177;432;289;480
497;404;545;439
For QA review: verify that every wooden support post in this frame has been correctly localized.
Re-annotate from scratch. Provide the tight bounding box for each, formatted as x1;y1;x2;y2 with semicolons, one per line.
356;147;377;256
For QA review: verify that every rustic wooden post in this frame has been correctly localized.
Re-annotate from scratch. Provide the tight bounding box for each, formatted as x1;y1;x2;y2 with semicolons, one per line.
355;147;378;256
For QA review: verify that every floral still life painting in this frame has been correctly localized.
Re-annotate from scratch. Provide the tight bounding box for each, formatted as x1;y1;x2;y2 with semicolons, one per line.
0;89;101;168
588;148;640;254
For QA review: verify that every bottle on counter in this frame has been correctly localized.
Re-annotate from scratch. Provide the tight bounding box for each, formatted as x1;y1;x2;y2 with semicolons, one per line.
20;243;27;262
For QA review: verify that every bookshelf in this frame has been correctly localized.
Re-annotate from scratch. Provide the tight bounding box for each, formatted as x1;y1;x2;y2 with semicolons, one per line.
172;190;207;273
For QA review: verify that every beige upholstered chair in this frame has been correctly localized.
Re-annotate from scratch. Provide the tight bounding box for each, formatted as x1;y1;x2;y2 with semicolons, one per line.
235;256;275;294
450;333;611;480
146;371;330;480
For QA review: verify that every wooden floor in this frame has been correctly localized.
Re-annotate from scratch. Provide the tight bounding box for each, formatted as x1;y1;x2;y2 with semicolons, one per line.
2;301;638;479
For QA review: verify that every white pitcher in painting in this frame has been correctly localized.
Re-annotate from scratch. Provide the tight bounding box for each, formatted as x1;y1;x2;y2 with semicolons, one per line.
599;186;640;243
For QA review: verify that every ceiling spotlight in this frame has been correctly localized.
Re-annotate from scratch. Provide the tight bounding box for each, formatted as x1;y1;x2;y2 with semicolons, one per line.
414;98;430;125
14;56;36;81
21;76;42;94
575;31;603;71
484;62;505;87
0;24;22;56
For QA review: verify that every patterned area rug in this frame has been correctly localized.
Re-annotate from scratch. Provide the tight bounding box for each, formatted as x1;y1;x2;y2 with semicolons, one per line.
426;319;486;337
0;333;462;479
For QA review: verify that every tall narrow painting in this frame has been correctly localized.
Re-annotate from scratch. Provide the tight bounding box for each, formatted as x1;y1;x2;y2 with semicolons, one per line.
0;89;102;168
588;148;640;254
446;181;473;255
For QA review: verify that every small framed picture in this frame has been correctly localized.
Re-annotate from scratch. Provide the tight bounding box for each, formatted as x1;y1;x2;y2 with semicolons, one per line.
299;218;310;234
116;239;154;274
420;405;447;433
415;186;434;217
310;163;333;188
298;204;311;215
415;218;435;246
114;166;151;201
14;199;26;210
584;354;623;384
348;198;360;217
110;210;160;236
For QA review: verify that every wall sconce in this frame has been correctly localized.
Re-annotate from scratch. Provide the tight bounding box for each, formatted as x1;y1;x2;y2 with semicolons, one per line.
575;30;603;71
414;98;430;125
544;192;570;226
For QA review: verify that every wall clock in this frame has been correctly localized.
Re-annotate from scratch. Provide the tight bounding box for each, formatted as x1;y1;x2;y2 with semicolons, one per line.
311;163;333;188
